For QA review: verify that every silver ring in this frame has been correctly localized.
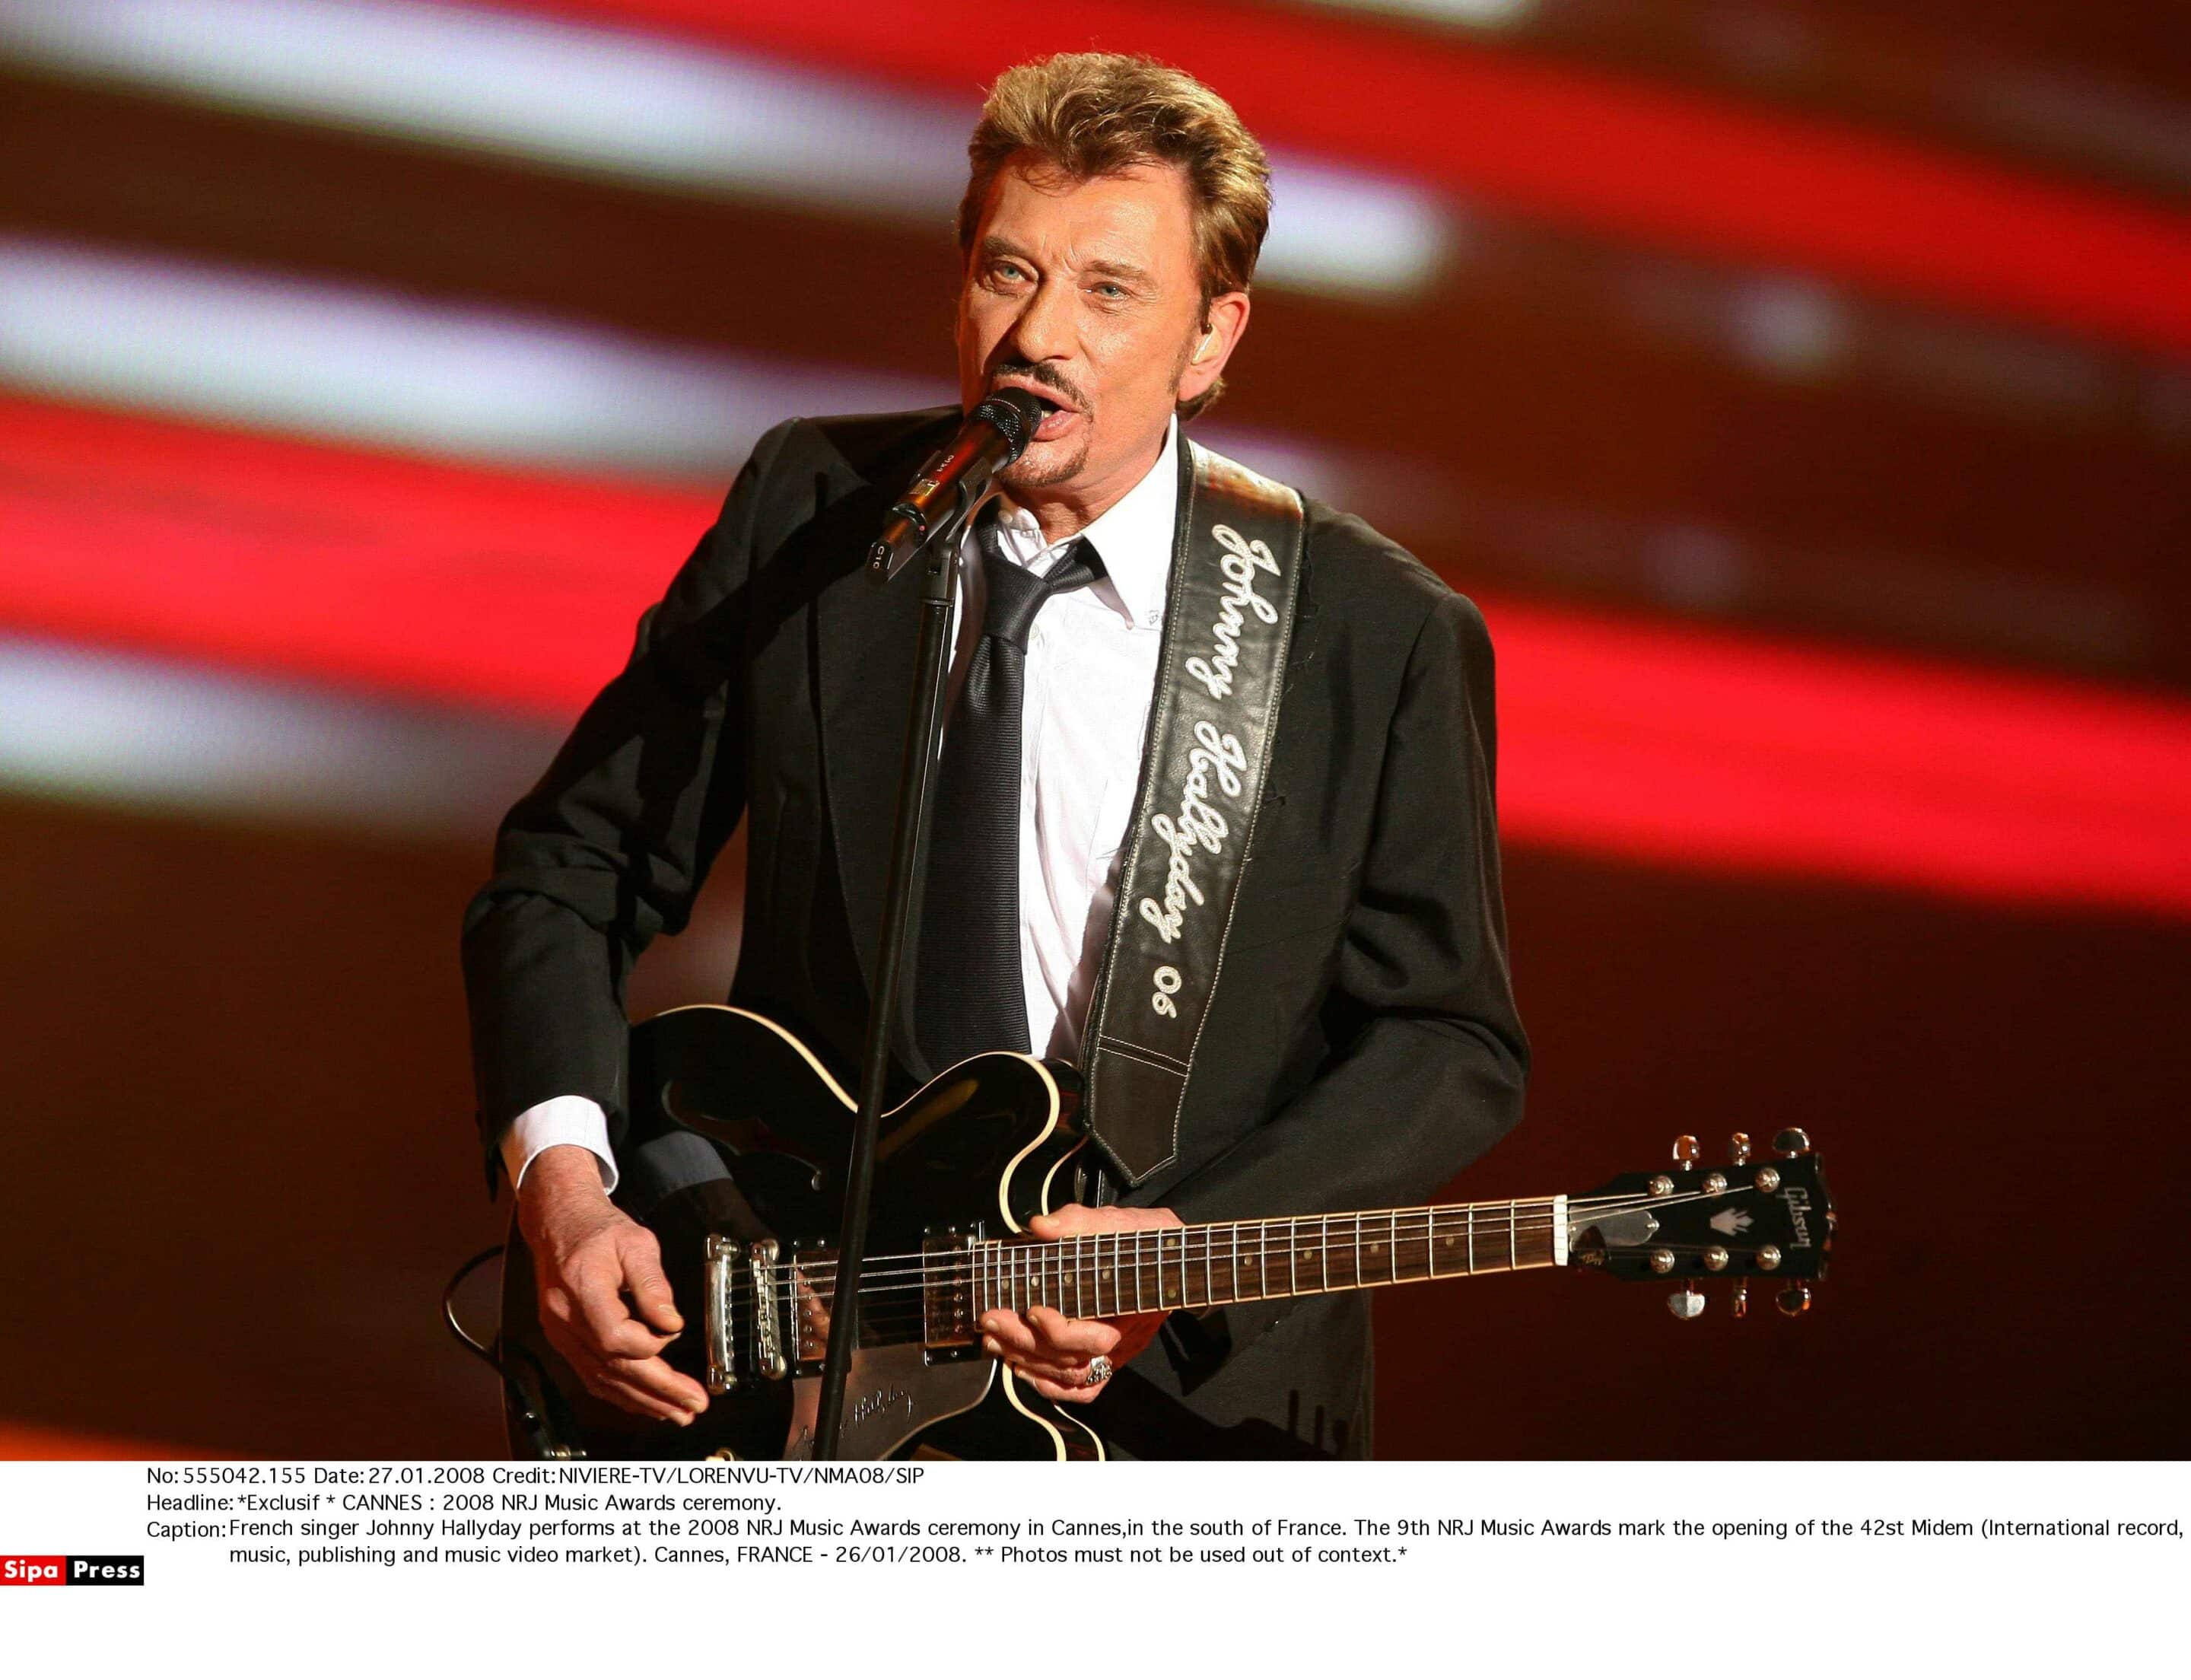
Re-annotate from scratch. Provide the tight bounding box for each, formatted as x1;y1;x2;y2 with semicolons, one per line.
1081;1355;1113;1389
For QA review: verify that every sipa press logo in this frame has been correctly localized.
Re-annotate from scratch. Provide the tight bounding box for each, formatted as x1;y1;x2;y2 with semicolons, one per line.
3;1554;145;1586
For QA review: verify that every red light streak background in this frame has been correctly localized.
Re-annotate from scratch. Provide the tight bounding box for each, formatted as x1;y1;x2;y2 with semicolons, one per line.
2;0;2186;1459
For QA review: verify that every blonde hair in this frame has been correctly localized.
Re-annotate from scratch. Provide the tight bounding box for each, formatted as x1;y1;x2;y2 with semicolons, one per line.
958;52;1270;420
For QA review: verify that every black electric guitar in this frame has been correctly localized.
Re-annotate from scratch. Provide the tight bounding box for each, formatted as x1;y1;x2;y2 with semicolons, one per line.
496;1006;1834;1460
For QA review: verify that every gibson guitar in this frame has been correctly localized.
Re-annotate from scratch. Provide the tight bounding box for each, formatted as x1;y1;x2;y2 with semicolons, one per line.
493;1006;1834;1460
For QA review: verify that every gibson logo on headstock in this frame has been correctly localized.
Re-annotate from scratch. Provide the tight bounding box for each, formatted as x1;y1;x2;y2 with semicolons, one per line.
1781;1187;1814;1248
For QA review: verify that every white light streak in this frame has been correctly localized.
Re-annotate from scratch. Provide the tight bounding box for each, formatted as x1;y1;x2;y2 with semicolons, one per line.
0;636;562;834
0;235;950;479
0;236;1427;517
0;0;1452;298
1309;0;1539;29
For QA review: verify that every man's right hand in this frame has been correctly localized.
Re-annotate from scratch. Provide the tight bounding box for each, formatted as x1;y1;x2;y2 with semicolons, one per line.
516;1144;710;1426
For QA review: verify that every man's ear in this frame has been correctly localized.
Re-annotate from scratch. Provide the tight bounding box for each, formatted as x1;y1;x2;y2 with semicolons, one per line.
1178;291;1251;404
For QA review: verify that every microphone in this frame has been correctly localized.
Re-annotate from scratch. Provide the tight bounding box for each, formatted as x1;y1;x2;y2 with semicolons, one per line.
866;387;1050;581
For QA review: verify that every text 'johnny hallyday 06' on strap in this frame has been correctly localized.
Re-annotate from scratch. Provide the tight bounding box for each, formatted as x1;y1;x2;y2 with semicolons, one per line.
1079;438;1307;1186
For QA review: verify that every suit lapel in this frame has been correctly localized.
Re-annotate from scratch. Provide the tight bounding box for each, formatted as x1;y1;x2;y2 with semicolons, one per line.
816;517;925;1003
807;414;962;1077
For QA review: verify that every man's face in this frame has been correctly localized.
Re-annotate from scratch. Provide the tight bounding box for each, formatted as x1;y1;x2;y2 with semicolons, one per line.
956;157;1236;506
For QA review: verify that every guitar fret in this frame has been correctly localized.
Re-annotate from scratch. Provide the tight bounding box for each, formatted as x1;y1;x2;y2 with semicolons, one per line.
949;1198;1567;1341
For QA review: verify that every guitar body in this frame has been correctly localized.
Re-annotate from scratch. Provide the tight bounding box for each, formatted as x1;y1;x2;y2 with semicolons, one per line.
498;1006;1109;1461
492;1009;1839;1460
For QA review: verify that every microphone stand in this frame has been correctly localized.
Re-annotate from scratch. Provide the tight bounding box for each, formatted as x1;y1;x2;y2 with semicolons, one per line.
809;482;975;1459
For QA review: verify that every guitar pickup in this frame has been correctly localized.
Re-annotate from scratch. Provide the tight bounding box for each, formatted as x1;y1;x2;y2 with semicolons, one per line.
922;1229;978;1354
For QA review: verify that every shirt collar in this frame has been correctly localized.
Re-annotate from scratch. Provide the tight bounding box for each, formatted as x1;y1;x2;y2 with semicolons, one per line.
989;418;1178;630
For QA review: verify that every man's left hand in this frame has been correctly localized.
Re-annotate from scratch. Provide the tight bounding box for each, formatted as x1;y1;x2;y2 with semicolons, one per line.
978;1203;1183;1403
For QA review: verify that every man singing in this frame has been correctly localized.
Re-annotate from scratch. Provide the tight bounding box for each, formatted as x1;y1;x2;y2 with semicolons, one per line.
463;52;1527;1458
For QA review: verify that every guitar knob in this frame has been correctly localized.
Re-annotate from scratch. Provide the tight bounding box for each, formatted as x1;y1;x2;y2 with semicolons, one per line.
1728;1131;1752;1166
1672;1134;1700;1169
1773;1128;1812;1158
1730;1278;1749;1319
1666;1287;1706;1320
1776;1283;1812;1317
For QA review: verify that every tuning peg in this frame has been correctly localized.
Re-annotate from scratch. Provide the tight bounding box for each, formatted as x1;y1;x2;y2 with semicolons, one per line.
1728;1131;1752;1165
1666;1286;1706;1320
1773;1128;1812;1158
1776;1283;1812;1317
1730;1278;1749;1319
1672;1134;1700;1170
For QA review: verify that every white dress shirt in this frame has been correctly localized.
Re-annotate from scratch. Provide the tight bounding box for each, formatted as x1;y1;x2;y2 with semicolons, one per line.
502;421;1179;1192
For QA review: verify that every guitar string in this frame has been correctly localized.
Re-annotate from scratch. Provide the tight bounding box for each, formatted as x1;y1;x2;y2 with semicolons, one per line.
693;1179;1781;1298
701;1236;1808;1357
715;1234;1813;1351
709;1201;1785;1315
701;1185;1757;1295
702;1184;1756;1288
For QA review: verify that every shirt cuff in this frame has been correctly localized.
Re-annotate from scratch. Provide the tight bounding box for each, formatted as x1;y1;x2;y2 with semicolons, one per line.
501;1096;619;1195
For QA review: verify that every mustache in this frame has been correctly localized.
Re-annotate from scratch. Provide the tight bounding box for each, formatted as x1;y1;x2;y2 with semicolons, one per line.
989;362;1089;414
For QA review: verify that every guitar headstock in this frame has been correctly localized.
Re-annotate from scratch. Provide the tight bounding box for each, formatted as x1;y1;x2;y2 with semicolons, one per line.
1569;1131;1834;1320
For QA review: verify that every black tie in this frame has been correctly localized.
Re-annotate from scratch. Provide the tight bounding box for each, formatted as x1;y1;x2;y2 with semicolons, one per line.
915;513;1102;1068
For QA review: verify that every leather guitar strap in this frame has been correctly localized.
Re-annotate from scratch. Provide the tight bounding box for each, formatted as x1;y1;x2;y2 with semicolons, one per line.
1080;438;1306;1185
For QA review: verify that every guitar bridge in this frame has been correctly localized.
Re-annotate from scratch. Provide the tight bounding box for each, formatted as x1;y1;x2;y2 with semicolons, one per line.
702;1235;789;1394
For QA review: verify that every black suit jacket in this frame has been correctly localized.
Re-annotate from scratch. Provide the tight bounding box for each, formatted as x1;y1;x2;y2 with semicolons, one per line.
463;408;1528;1458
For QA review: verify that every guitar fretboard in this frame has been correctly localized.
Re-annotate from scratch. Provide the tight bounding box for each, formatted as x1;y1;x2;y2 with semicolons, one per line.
971;1200;1565;1319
